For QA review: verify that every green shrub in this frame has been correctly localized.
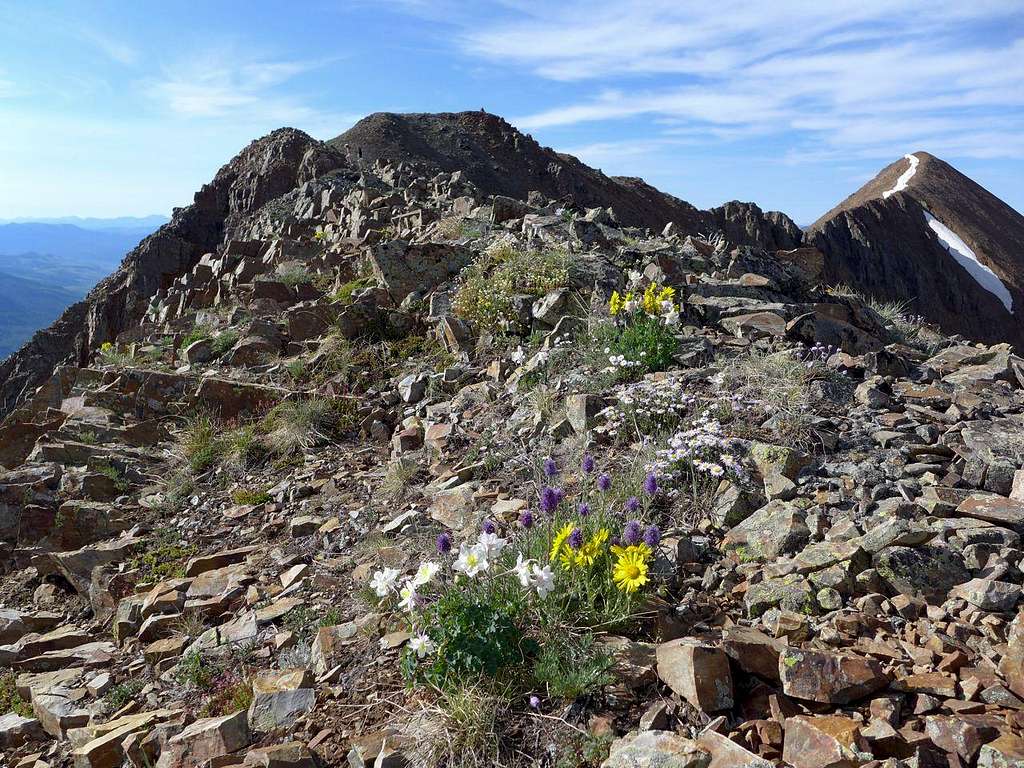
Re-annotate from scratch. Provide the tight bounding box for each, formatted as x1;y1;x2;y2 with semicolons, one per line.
0;672;32;717
598;315;678;381
180;413;225;473
128;528;196;583
453;245;569;331
402;590;533;688
231;487;271;506
94;460;130;493
180;326;212;349
105;678;145;711
532;634;613;701
210;330;239;357
263;397;357;455
276;262;313;287
332;275;375;304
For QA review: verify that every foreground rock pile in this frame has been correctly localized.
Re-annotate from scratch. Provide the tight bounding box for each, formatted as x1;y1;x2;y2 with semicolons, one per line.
2;125;1024;768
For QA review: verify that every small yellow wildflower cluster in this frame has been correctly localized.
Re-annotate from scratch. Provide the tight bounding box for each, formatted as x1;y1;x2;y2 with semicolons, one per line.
610;283;679;325
549;521;653;594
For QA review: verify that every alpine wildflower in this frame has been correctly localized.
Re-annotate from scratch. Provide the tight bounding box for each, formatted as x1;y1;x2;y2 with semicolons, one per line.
398;581;418;612
436;532;452;555
578;501;592;517
519;510;535;529
549;522;574;562
514;553;534;587
625;496;641;514
412;561;440;587
581;454;596;475
612;547;650;593
453;543;489;577
481;519;496;535
597;473;612;492
643;472;659;497
477;531;507;559
409;634;434;658
369;567;401;598
623;520;643;546
643;524;661;548
539;486;561;514
531;564;555;597
543;457;559;477
567;528;584;551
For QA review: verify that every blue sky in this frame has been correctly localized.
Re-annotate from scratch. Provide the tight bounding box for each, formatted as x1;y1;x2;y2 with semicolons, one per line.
1;1;1022;224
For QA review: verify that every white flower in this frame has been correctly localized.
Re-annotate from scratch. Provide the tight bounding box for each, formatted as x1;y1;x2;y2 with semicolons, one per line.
453;543;490;577
514;553;534;587
409;633;434;658
511;347;526;364
531;564;555;598
370;567;401;598
412;561;440;587
398;580;418;612
477;532;507;559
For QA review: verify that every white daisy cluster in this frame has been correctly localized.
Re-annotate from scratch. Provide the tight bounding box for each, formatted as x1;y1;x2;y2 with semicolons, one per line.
595;376;696;440
604;348;647;374
653;411;749;492
801;342;839;369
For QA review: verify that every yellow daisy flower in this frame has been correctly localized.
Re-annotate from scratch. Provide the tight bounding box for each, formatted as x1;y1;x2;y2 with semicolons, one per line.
550;522;575;563
613;547;650;593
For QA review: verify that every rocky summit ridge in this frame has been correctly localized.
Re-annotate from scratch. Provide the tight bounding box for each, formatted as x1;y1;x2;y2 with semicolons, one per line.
1;112;1024;768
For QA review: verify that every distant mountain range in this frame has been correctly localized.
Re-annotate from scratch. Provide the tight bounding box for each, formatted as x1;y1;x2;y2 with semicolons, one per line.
0;217;166;359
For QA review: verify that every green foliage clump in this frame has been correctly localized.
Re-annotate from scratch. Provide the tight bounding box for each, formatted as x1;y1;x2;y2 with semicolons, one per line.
94;460;130;493
402;590;534;688
105;678;145;711
532;634;613;701
0;672;32;717
332;275;376;305
263;397;358;455
181;413;225;473
453;245;570;331
595;315;678;381
231;487;271;506
128;528;196;583
276;262;313;287
210;330;239;357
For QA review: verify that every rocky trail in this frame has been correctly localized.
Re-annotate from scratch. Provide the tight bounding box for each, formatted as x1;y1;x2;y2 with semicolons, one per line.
2;114;1024;768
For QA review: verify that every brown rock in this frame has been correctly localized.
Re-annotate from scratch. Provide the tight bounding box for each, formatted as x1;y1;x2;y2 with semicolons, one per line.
782;715;869;768
779;649;889;704
656;640;734;712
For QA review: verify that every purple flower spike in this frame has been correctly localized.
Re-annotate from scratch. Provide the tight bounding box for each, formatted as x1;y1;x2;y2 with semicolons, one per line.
643;524;661;548
567;528;584;550
482;519;496;535
581;454;596;475
539;487;561;514
519;510;535;529
436;532;452;554
643;472;659;497
543;457;559;477
554;487;566;505
625;496;641;514
597;473;612;492
610;535;621;547
623;520;643;546
578;501;592;517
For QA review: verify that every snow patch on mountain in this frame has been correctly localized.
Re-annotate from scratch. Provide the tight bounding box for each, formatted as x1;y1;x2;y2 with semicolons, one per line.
883;153;920;199
925;211;1014;312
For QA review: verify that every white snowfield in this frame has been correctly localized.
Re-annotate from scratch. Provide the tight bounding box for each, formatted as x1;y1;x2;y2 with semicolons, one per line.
924;212;1014;312
883;153;920;199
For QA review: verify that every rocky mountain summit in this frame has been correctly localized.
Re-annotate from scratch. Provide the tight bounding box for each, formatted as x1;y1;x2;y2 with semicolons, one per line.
1;113;1024;768
809;152;1024;348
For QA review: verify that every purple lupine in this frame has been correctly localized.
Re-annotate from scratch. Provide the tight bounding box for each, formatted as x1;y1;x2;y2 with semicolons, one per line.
519;510;535;529
539;487;561;514
529;695;541;709
567;528;584;550
553;487;566;505
643;472;659;497
625;496;641;514
597;473;612;492
578;501;592;518
643;524;661;547
543;457;559;477
623;520;643;546
481;519;496;535
581;454;596;474
436;532;452;554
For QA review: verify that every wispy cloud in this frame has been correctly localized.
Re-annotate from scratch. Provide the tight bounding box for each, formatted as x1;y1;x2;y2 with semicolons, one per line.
76;27;139;65
0;70;14;98
456;0;1024;160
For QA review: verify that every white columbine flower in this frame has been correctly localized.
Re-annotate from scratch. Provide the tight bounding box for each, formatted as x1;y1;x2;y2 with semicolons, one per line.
412;561;440;587
531;564;555;598
370;567;401;598
478;532;507;559
453;543;490;578
514;553;534;587
398;580;418;612
409;633;434;658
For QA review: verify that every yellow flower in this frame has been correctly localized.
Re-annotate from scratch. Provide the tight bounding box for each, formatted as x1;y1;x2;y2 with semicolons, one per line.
561;527;610;569
550;522;575;563
610;291;624;316
613;546;650;593
610;542;652;561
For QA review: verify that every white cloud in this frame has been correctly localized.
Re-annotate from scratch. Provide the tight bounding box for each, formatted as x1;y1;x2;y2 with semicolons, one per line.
76;28;140;65
455;1;1024;160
